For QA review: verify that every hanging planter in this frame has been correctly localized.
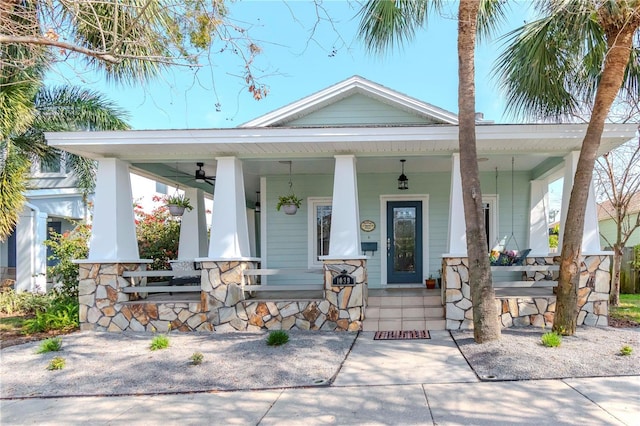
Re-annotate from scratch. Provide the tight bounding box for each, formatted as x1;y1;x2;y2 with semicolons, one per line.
276;161;303;215
165;192;193;217
277;194;303;215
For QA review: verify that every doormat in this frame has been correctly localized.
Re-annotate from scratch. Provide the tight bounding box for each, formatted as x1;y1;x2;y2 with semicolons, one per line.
373;330;430;340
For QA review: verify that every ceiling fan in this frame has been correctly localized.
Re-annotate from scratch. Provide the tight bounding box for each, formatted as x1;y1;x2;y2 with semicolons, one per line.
194;162;215;185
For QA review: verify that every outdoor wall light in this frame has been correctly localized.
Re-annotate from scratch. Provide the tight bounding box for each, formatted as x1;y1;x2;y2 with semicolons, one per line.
397;159;409;190
255;191;261;213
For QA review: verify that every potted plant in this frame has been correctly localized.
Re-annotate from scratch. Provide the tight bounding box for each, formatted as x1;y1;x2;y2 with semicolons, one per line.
165;193;193;216
276;194;303;215
425;275;437;289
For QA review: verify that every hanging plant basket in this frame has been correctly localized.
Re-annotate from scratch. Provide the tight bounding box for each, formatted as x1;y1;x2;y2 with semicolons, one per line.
164;192;193;217
276;194;303;215
167;204;186;216
282;203;298;215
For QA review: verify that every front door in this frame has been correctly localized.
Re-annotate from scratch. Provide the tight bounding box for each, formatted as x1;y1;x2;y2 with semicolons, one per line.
387;201;422;284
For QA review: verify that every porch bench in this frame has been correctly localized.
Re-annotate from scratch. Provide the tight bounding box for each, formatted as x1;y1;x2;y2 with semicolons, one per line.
242;268;324;292
491;264;558;299
121;270;202;295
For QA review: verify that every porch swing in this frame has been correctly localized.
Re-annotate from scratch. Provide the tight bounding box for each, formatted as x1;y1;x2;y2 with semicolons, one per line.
489;157;531;266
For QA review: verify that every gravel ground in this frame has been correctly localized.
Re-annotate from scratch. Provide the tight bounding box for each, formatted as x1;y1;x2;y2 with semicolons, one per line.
2;327;638;399
0;331;357;398
453;326;640;381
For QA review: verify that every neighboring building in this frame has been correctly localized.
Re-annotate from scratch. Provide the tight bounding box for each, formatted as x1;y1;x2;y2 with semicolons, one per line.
45;76;636;332
0;160;196;292
0;155;89;292
598;192;640;248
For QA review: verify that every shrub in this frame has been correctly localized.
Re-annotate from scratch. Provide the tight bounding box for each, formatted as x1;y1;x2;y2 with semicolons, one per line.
620;345;633;356
150;334;170;351
24;295;79;333
37;337;62;354
190;352;204;365
135;201;181;271
44;223;90;299
0;289;52;315
47;356;66;370
541;331;562;348
266;330;289;346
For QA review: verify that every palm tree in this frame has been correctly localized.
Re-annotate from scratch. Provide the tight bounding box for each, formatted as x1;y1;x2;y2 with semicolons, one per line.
0;85;130;241
357;0;506;342
495;1;640;335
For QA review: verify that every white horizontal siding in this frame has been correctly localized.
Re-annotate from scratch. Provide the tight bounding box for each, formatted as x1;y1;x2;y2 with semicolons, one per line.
264;169;533;288
287;94;435;127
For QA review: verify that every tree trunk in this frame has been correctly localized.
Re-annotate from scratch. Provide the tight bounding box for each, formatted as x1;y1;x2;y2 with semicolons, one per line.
553;10;640;335
610;244;623;306
458;0;500;343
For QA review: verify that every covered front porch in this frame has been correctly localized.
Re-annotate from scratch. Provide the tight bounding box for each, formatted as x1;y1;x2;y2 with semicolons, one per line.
47;121;635;332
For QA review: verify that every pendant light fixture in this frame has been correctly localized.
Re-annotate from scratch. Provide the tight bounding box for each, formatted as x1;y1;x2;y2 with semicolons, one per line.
397;159;409;190
255;191;261;213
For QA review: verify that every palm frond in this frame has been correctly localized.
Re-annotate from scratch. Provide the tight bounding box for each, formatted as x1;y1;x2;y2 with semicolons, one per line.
356;0;438;55
494;5;604;121
33;86;130;132
65;153;97;196
477;0;510;43
0;150;30;241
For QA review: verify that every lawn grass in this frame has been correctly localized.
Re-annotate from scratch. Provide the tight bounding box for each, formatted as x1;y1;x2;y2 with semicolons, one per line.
0;315;29;333
610;294;640;324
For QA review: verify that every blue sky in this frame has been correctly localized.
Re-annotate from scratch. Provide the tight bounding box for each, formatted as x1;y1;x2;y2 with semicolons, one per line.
47;1;534;130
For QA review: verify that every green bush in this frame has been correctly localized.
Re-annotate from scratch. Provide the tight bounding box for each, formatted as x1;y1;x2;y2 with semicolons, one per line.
620;345;633;356
37;337;63;354
44;223;90;299
190;352;204;365
266;330;289;346
0;289;52;315
150;334;170;351
541;331;562;348
135;202;181;271
24;295;79;333
47;356;66;370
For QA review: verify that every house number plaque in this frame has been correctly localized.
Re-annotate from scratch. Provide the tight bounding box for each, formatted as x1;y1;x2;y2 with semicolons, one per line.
332;270;355;286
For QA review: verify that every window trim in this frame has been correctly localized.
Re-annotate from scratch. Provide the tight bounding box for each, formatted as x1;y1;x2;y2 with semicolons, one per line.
483;194;499;250
307;197;332;268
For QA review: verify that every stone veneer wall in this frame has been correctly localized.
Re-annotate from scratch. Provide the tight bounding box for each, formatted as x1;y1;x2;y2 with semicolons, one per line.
321;259;367;331
442;255;610;330
78;262;208;332
79;259;368;333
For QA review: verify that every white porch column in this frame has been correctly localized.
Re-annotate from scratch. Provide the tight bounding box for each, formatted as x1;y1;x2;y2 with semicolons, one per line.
559;151;602;252
324;155;363;259
177;188;208;259
207;157;252;259
88;158;139;261
15;203;47;292
528;179;550;256
447;153;467;255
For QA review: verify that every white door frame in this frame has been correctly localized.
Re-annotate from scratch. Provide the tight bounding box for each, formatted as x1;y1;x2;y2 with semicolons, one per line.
380;194;429;286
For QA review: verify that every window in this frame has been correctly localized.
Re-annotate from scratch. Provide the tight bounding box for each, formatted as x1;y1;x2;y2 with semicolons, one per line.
36;153;65;175
307;197;332;267
155;182;168;194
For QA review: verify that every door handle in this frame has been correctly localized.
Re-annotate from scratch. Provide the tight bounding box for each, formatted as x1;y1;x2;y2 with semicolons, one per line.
387;238;391;255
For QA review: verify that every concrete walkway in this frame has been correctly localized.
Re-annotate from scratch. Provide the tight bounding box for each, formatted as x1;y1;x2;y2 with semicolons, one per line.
2;331;639;425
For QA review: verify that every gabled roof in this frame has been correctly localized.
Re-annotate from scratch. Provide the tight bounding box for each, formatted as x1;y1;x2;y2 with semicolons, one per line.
240;75;459;128
598;192;640;220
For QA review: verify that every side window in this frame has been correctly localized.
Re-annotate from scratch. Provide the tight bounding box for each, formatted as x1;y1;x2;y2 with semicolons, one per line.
307;197;332;267
483;195;498;252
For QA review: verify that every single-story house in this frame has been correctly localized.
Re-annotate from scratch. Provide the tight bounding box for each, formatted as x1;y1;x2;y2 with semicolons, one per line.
45;76;636;332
